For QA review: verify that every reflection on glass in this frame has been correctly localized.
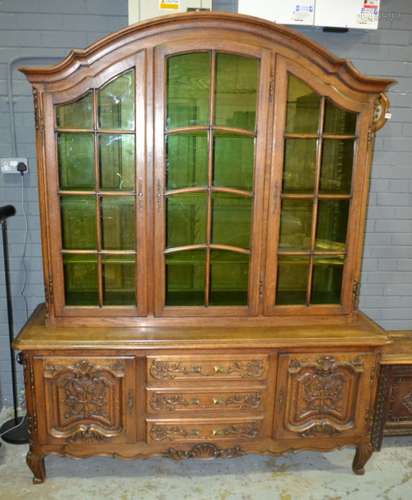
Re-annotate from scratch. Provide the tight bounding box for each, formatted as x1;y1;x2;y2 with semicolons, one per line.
320;140;354;194
316;200;349;252
213;133;254;191
324;100;357;135
56;92;93;129
312;256;344;304
101;196;135;250
276;256;309;305
210;250;249;306
58;133;95;190
279;199;312;251
64;254;98;306
98;70;135;130
61;196;96;249
286;75;321;134
215;53;259;131
103;255;136;306
212;193;252;249
166;250;205;306
167;193;207;248
167;52;211;129
167;132;208;189
283;139;316;193
99;134;135;191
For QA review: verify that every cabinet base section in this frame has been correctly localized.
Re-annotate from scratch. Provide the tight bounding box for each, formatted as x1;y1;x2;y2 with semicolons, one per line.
26;439;375;483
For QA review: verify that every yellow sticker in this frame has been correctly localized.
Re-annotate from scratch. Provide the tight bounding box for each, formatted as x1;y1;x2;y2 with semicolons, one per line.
160;1;180;9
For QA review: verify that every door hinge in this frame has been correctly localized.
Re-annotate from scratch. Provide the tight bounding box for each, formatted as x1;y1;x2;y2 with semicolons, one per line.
45;277;54;305
269;79;275;102
352;279;361;307
368;127;375;145
259;278;264;304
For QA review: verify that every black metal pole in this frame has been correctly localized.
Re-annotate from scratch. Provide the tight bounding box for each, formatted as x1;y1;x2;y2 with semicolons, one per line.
2;220;18;424
0;205;28;444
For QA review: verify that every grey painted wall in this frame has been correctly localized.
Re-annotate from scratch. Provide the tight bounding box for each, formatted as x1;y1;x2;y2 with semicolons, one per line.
0;0;411;406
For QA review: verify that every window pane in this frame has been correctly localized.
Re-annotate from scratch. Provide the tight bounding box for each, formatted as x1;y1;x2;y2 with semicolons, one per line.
98;70;135;130
167;193;207;248
101;196;135;250
99;134;135;191
166;132;208;190
210;250;249;306
103;255;136;306
320;140;354;195
61;196;96;250
279;199;313;251
64;254;98;306
166;250;205;306
311;256;345;304
324;100;357;135
283;139;316;194
286;75;321;134
213;133;254;191
56;92;93;129
167;53;211;129
215;53;259;131
276;256;309;305
58;133;95;190
212;193;252;249
316;200;349;252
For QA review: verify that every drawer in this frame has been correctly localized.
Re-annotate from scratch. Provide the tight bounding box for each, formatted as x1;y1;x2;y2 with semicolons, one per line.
147;387;266;414
147;417;263;443
147;354;269;384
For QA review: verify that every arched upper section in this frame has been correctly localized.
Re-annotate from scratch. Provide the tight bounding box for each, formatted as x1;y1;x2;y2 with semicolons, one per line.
20;12;395;96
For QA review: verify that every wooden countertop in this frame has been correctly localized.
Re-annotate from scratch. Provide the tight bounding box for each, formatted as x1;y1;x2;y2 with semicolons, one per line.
13;304;390;351
381;331;412;364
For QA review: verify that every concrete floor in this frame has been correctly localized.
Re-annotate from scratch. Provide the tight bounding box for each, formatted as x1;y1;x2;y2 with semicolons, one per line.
1;412;411;500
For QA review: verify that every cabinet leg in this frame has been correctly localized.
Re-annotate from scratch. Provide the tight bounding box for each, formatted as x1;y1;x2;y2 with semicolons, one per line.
26;449;46;484
352;443;373;475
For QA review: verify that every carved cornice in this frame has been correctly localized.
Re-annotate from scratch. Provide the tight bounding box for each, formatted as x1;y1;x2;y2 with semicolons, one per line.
19;12;395;95
166;443;245;460
150;359;265;380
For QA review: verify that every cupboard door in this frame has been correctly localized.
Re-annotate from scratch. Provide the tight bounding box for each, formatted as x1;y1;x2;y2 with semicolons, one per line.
154;45;271;316
33;356;136;445
264;57;369;316
274;353;376;439
48;52;147;317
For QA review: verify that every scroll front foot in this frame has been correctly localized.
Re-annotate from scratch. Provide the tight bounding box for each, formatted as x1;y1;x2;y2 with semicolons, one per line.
352;443;373;475
26;450;46;484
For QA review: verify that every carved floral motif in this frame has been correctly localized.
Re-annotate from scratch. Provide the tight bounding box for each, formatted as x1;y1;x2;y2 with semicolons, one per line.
166;443;245;460
67;425;108;443
150;392;262;411
300;423;341;438
150;422;260;441
150;359;265;380
302;371;345;413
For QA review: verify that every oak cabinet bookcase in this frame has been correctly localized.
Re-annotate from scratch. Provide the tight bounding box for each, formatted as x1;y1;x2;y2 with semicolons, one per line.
15;13;394;483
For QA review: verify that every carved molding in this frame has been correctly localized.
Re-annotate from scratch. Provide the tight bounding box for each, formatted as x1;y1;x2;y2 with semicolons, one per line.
32;88;44;131
150;359;265;380
44;359;126;378
150;392;262;411
288;355;364;374
67;425;109;443
150;422;260;442
166;443;245;460
371;365;390;451
300;422;341;438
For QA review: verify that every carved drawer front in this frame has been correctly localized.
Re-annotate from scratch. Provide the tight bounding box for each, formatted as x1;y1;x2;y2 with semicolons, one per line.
385;365;412;435
274;353;377;440
146;417;263;443
34;356;136;445
147;354;269;385
147;387;266;414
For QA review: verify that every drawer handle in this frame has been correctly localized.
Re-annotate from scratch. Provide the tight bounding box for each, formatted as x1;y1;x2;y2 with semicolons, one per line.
190;398;201;406
214;365;225;374
213;398;225;406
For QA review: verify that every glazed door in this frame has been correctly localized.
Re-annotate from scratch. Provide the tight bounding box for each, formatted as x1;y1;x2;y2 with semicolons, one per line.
263;56;371;316
154;43;272;316
45;52;148;318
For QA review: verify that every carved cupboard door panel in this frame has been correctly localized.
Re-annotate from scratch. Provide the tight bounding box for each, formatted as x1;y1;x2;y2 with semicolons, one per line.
274;353;377;439
385;365;412;435
33;356;136;445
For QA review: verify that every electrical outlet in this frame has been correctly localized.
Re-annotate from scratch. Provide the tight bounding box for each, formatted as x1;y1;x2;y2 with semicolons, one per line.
0;158;29;175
